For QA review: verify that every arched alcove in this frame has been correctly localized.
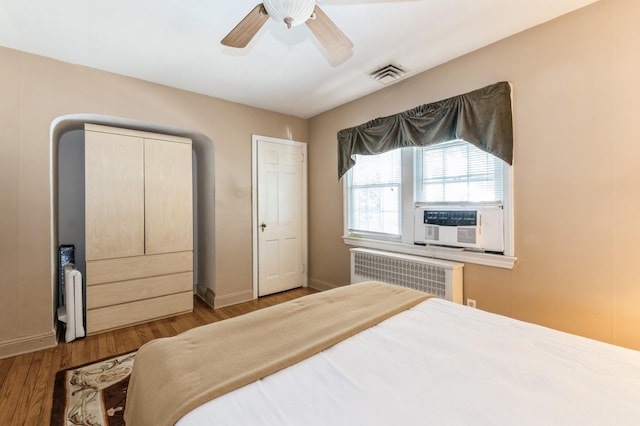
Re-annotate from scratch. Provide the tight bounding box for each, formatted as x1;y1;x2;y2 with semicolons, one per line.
50;114;216;315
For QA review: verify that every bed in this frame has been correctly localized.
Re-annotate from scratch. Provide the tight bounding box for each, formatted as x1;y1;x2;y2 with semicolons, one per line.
124;282;640;425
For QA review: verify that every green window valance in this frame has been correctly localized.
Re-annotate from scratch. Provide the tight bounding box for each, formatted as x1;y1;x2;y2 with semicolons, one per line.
337;81;513;179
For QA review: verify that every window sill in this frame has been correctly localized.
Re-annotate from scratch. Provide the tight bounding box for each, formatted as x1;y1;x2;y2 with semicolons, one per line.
342;236;516;269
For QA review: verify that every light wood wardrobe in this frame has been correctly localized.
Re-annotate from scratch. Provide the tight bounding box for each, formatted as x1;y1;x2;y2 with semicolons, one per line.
84;124;193;334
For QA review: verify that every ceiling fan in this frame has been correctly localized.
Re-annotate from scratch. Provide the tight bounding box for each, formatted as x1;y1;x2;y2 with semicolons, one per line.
221;1;353;62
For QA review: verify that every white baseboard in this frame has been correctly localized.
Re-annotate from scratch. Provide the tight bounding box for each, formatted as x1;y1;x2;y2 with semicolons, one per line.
196;284;216;308
308;278;341;292
0;329;57;360
213;290;254;309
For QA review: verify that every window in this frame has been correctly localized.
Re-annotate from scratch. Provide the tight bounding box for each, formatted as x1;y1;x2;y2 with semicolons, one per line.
415;140;504;204
345;140;513;260
347;149;402;239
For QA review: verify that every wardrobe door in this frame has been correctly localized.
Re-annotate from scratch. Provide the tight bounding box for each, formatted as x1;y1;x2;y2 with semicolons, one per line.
144;138;193;255
85;130;145;261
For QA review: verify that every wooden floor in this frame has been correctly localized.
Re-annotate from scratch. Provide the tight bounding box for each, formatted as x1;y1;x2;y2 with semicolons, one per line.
0;287;317;426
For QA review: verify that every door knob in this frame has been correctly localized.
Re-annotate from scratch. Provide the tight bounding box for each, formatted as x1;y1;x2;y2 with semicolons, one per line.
260;223;267;232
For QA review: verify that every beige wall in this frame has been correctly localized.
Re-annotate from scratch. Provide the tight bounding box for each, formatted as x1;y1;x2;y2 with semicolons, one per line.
2;0;639;358
0;46;307;357
308;0;640;350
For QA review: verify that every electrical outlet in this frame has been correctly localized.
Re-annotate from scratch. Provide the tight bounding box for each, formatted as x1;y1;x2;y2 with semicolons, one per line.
466;298;477;308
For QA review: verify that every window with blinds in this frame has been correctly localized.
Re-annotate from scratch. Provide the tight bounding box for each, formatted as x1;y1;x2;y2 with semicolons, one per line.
345;140;511;255
415;140;504;204
347;149;402;238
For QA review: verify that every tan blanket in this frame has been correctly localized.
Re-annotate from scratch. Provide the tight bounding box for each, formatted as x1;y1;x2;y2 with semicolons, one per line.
124;281;432;426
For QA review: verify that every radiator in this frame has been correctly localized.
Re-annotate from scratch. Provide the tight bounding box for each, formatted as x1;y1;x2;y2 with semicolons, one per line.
57;264;85;342
350;248;464;303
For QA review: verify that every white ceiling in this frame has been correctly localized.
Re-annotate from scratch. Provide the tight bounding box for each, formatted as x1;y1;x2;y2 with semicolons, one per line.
0;0;598;118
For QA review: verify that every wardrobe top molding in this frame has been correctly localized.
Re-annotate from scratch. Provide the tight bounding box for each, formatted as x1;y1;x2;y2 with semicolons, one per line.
84;123;192;145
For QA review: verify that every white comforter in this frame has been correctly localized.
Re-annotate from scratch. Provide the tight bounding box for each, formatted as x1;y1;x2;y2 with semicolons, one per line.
178;298;640;425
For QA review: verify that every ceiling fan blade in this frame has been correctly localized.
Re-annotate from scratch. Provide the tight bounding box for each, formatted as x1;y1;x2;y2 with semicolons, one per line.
306;5;353;63
221;4;269;48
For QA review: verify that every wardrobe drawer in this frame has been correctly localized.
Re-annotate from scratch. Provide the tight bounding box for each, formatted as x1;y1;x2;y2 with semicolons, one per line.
87;291;193;334
86;272;192;309
86;251;192;285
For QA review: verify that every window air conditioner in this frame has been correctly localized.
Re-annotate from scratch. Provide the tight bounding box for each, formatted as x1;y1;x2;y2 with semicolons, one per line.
414;205;504;253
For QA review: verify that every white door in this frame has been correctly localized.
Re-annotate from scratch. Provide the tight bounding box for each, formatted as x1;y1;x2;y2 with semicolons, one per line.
255;137;307;297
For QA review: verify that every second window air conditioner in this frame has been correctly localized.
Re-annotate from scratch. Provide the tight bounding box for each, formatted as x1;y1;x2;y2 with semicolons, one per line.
414;205;504;253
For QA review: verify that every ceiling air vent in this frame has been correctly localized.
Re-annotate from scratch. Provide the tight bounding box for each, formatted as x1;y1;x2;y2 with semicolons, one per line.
370;63;407;85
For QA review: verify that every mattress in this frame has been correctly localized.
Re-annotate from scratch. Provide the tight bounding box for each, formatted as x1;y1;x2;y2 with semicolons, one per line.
178;298;640;425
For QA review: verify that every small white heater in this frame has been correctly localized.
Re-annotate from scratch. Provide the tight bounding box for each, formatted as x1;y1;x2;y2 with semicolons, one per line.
57;264;85;342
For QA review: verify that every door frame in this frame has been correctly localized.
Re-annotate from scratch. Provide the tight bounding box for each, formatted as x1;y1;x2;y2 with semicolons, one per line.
252;135;308;299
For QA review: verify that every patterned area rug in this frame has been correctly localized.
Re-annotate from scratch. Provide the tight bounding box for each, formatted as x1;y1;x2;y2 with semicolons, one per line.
51;352;136;426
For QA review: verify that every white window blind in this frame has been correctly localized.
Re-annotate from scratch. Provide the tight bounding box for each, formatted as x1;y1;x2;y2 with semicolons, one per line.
348;149;401;237
415;140;504;204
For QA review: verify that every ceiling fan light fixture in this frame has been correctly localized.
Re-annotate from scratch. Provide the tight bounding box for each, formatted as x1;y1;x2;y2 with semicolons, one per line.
263;0;316;29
